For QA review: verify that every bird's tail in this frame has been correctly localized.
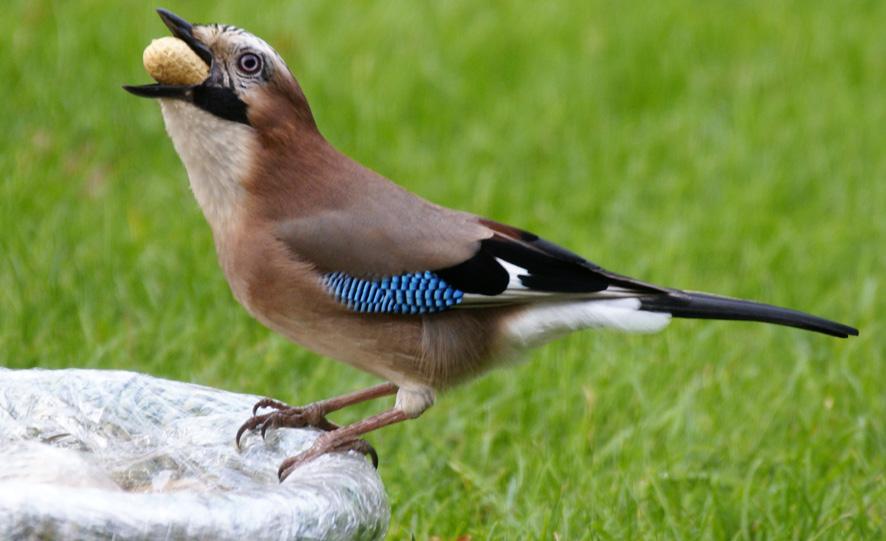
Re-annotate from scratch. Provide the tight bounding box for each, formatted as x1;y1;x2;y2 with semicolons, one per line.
638;291;859;338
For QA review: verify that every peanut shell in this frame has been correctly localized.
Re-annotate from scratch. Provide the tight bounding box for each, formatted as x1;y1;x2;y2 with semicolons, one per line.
142;36;209;85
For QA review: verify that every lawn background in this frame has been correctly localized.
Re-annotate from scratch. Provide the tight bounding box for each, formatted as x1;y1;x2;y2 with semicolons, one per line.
1;1;883;539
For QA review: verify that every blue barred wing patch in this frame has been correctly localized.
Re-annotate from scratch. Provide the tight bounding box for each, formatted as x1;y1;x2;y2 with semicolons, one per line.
322;271;464;314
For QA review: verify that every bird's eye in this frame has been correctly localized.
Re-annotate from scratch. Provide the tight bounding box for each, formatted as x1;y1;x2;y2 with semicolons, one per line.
237;53;262;75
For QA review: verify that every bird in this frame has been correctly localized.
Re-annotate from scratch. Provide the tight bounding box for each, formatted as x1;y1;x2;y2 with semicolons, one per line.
125;9;859;481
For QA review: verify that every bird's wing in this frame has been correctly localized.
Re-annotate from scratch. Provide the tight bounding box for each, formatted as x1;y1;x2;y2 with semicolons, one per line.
278;185;665;314
275;166;857;337
276;187;857;338
437;218;668;306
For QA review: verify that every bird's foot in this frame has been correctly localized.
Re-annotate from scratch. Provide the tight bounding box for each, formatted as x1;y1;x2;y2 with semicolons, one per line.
236;399;338;448
278;433;378;481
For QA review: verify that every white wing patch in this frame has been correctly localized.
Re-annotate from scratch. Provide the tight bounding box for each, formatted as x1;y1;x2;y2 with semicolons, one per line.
504;298;671;348
459;258;547;304
498;259;529;290
459;258;646;305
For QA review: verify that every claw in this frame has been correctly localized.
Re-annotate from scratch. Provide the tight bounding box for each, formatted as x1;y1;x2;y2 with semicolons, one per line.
235;412;272;449
235;424;248;449
278;457;297;481
260;417;273;440
252;401;265;416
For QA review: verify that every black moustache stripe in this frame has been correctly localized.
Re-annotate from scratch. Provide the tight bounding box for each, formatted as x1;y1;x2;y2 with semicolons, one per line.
192;86;250;125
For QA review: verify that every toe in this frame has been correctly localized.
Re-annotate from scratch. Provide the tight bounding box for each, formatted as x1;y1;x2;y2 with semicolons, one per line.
252;398;289;416
332;439;379;469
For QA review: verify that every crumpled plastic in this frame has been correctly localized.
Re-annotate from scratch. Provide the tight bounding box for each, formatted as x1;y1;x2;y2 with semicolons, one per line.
0;368;389;540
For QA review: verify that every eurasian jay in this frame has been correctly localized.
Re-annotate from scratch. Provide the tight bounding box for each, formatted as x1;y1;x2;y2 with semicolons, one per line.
126;10;858;481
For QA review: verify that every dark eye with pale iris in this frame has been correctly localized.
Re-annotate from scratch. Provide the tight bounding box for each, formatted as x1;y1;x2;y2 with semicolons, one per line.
237;53;262;75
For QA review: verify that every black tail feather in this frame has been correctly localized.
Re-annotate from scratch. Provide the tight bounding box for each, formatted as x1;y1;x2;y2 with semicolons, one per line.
639;291;859;338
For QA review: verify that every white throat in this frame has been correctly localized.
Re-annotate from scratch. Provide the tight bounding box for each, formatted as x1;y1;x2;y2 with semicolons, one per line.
159;100;255;232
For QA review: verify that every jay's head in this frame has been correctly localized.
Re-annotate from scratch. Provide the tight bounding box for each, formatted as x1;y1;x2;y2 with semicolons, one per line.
125;10;320;227
126;9;317;133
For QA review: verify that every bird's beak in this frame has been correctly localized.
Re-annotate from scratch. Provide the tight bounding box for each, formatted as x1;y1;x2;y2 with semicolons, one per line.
156;8;212;65
123;9;212;99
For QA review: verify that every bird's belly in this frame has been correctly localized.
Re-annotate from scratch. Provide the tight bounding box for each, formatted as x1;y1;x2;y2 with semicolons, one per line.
222;250;428;385
238;278;518;388
261;307;428;385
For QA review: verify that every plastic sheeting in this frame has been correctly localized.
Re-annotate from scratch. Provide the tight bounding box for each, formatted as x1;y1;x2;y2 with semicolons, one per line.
0;368;389;540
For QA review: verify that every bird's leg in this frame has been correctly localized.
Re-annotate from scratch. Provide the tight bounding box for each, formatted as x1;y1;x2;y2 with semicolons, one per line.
235;382;398;448
277;386;434;481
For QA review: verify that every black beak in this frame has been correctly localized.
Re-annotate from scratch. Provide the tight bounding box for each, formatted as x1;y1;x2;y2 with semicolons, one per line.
123;9;212;99
156;8;212;65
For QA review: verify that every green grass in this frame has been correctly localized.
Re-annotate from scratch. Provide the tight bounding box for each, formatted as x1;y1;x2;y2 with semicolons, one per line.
2;1;883;538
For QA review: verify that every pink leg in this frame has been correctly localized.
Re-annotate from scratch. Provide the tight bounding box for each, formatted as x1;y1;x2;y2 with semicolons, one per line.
236;382;398;448
277;387;435;481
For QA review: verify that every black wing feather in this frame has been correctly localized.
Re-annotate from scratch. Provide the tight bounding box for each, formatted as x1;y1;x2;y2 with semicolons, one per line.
433;245;509;295
435;219;665;296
